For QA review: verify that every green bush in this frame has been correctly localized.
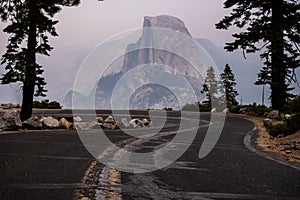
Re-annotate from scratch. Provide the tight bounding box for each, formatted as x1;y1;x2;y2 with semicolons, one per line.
182;102;200;112
268;112;300;137
228;104;242;113
246;103;271;116
199;103;211;112
163;107;173;111
33;99;62;109
285;95;300;114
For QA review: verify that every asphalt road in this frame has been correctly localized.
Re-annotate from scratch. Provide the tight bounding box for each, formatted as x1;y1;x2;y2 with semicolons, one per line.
0;111;299;200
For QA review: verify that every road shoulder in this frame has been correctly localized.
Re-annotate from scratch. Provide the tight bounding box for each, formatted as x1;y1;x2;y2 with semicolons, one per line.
238;114;300;171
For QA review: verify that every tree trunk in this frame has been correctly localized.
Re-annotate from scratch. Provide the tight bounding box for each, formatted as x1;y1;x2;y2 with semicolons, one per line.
270;0;286;111
20;1;37;121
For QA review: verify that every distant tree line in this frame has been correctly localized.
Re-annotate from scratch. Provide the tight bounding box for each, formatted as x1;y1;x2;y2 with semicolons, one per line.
33;99;61;109
182;64;239;112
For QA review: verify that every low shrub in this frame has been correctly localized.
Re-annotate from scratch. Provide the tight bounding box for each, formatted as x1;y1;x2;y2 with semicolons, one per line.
268;112;300;137
228;104;242;113
246;103;271;116
182;102;200;112
285;95;300;114
33;99;62;109
199;103;211;112
163;107;173;111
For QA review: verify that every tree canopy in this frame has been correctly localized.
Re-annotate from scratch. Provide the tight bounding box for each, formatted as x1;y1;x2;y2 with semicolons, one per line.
201;66;219;107
0;0;81;120
220;64;239;106
216;0;299;111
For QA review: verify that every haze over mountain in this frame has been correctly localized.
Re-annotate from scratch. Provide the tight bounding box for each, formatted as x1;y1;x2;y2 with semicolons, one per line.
65;15;208;109
1;11;299;107
64;15;278;109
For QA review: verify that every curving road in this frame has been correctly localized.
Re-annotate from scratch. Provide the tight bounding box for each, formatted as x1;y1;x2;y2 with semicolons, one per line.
0;111;299;200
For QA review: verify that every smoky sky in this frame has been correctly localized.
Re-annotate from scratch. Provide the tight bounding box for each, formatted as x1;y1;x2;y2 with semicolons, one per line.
0;0;298;105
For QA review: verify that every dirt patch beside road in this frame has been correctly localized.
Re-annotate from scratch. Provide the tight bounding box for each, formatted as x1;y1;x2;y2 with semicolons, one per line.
237;114;300;164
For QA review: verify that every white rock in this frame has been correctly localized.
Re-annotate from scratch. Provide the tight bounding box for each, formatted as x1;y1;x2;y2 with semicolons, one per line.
267;110;279;119
73;116;82;122
0;110;22;131
74;122;94;130
22;116;43;129
129;119;139;128
239;107;248;114
263;118;272;127
284;114;291;119
211;108;217;113
222;108;229;113
41;116;60;129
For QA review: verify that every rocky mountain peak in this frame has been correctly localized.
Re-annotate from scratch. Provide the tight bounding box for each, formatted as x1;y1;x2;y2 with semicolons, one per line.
143;15;192;37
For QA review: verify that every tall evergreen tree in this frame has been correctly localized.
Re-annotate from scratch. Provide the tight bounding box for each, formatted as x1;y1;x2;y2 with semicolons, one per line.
201;66;219;106
220;64;239;106
255;65;271;105
216;0;300;111
0;0;81;121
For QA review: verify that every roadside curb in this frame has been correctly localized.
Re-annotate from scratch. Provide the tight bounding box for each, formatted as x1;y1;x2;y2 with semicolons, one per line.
243;117;300;171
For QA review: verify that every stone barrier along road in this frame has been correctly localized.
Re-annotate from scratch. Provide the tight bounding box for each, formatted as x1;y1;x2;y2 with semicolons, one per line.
0;111;299;199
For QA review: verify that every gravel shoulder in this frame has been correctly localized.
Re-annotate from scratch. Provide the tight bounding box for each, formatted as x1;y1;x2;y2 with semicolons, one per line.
236;114;300;165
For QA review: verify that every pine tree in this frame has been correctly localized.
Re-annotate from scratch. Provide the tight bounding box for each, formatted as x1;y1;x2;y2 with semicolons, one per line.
220;64;239;106
216;0;300;111
201;66;219;107
0;0;82;121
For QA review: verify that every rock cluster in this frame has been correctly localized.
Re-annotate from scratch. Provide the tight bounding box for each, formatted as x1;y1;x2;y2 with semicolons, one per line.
22;116;73;130
266;110;279;119
74;115;152;131
0;111;152;132
0;103;21;110
279;140;300;153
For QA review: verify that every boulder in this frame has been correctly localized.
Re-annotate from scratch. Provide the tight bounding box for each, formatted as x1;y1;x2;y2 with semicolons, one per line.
141;118;152;127
222;108;229;113
129;119;140;128
74;122;94;130
267;110;279;119
59;118;73;130
98;122;119;130
239;107;248;114
121;118;151;128
73;116;82;122
0;110;22;131
22;116;43;130
128;118;146;128
263;118;272;127
41;116;60;129
96;117;104;123
105;116;115;123
284;114;291;119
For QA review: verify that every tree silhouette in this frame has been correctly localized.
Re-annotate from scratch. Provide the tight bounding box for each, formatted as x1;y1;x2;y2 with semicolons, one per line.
220;64;239;106
0;0;81;121
216;0;299;111
201;66;219;108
